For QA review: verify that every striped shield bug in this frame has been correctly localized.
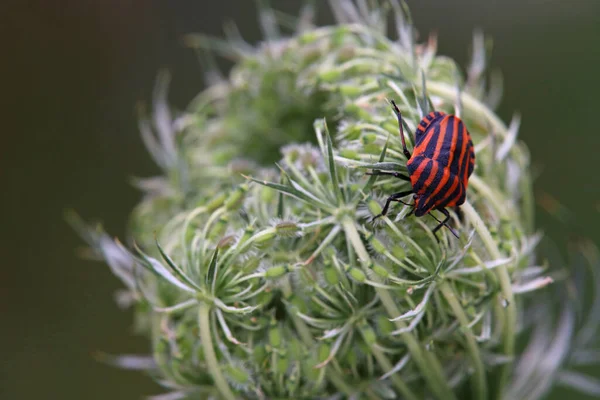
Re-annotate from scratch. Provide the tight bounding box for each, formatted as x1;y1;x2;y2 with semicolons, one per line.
368;99;475;241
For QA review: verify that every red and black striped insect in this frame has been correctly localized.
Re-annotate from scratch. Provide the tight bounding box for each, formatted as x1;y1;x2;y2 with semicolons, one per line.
368;99;475;240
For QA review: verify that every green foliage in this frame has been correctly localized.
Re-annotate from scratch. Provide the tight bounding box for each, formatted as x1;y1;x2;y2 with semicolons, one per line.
70;1;600;399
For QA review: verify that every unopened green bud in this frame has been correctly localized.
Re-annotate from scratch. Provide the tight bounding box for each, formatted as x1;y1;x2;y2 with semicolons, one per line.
367;198;383;216
265;265;291;279
345;103;371;120
238;226;255;245
304;357;320;380
376;315;394;336
318;69;341;82
269;324;282;348
298;31;318;45
370;263;389;279
359;320;377;346
260;185;276;203
339;84;362;97
345;125;362;141
224;364;250;385
253;344;267;364
339;149;360;160
206;193;227;212
382;121;399;134
344;348;357;365
500;241;512;253
391;245;406;260
224;184;248;211
288;337;303;361
324;266;339;286
277;353;289;374
348;266;367;283
210;216;228;238
288;294;308;314
500;218;512;238
275;221;301;237
369;236;387;253
361;132;377;145
217;235;236;250
240;256;261;274
257;288;274;307
254;229;276;244
363;143;383;155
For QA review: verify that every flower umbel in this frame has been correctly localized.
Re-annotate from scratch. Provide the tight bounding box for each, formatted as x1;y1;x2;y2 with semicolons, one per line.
71;1;600;399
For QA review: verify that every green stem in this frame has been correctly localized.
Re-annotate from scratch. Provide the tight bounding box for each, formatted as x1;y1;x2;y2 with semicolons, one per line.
342;218;456;400
440;282;487;400
462;201;515;399
198;303;237;400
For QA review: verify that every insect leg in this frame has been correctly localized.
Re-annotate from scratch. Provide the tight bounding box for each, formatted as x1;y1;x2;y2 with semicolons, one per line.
366;170;410;181
454;206;464;222
431;208;460;241
372;190;414;222
389;99;412;161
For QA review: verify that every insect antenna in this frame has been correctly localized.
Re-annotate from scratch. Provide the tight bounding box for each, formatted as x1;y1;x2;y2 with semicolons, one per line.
388;99;412;161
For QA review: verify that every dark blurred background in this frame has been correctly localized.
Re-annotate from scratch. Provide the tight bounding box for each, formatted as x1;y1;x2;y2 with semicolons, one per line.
2;1;599;399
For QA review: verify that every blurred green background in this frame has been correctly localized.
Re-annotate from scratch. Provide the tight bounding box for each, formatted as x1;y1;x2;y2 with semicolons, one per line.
2;1;599;399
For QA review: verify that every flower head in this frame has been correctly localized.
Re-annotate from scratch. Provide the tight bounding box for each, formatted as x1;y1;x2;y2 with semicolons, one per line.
71;1;600;399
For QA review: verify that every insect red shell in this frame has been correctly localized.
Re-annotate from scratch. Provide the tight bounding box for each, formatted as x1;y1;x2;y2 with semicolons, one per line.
367;100;475;240
407;111;475;217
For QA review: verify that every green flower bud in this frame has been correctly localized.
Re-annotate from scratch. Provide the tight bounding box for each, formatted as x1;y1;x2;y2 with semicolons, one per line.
224;184;248;211
224;364;251;385
72;2;595;400
347;266;367;283
265;265;291;279
358;320;377;346
269;324;282;349
274;221;301;237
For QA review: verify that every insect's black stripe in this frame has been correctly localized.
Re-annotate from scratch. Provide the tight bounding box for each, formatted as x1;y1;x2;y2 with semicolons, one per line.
454;143;471;205
460;138;471;187
418;119;429;130
415;114;433;136
419;116;461;212
421;117;444;158
447;177;465;207
415;159;444;216
467;140;475;177
429;170;459;210
446;124;470;207
446;135;469;207
415;111;445;146
429;161;445;194
438;116;461;169
420;161;447;212
448;119;465;176
411;158;433;194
